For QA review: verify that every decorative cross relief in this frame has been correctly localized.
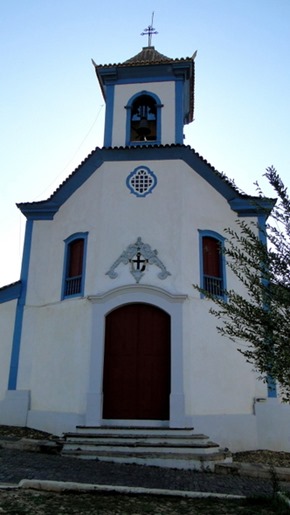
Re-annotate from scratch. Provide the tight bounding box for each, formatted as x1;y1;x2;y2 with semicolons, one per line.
106;237;171;284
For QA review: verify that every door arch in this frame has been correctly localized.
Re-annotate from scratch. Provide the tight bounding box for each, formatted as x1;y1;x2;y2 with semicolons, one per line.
103;303;170;420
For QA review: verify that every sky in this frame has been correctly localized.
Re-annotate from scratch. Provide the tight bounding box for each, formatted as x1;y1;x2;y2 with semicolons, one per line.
0;0;290;287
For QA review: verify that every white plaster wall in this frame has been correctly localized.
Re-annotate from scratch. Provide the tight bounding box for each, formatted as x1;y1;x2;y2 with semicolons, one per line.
182;296;268;417
191;414;259;451
0;300;17;400
256;399;290;451
190;398;290;452
26;158;247;306
17;298;91;414
22;157;265;424
111;82;176;146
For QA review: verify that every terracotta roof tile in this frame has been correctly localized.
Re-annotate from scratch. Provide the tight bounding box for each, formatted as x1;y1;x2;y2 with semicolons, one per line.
93;47;196;69
123;46;172;64
17;145;246;207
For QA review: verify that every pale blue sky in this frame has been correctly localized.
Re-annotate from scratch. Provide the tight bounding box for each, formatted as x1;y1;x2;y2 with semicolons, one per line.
1;0;290;287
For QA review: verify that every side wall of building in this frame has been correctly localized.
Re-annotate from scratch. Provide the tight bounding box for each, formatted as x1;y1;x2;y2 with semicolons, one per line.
0;299;17;401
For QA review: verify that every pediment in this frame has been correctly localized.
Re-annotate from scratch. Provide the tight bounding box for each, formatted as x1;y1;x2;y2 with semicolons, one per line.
17;145;275;220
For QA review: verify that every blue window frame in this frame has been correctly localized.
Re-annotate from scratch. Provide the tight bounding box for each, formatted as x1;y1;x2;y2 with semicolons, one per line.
198;230;226;299
125;91;162;146
62;232;88;299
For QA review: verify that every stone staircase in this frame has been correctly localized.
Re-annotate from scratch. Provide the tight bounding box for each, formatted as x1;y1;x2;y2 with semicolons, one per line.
61;426;232;471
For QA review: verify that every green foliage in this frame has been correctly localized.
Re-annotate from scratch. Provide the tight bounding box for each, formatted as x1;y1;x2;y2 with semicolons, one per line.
194;167;290;401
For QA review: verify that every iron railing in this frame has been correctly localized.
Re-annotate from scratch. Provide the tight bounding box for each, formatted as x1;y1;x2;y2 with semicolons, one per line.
203;275;223;297
64;275;82;297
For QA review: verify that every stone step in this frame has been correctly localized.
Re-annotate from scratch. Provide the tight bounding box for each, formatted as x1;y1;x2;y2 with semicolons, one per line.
62;441;219;455
64;450;231;471
64;435;212;447
61;426;232;471
61;448;232;471
74;426;198;437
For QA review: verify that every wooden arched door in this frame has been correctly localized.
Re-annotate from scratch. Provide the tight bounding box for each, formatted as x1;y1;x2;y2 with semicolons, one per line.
103;303;170;420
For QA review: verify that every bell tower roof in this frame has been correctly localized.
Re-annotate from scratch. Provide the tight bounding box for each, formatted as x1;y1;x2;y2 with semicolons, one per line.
123;46;172;64
93;47;197;70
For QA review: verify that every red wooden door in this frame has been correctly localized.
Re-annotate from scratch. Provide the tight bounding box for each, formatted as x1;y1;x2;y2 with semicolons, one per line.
103;303;170;420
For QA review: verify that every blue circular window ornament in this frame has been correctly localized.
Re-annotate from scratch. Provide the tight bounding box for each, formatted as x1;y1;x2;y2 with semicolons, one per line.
126;166;157;197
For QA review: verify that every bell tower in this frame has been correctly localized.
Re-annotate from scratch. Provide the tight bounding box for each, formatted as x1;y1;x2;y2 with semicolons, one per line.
92;46;196;148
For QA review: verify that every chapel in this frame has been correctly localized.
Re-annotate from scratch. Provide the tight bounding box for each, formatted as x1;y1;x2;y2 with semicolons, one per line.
1;33;289;463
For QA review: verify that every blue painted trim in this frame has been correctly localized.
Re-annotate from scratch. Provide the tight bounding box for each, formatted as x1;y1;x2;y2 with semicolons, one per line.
267;376;277;398
0;281;22;304
229;198;275;216
111;76;175;85
126;165;157;197
103;84;114;147
258;214;277;398
97;61;193;87
17;146;275;220
8;220;34;390
61;232;89;300
258;213;269;292
258;214;267;246
125;91;162;146
198;229;227;301
175;80;184;144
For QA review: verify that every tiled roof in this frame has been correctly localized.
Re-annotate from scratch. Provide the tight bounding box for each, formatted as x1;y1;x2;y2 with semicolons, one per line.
19;145;230;206
0;280;22;303
0;280;21;292
17;145;275;220
123;46;172;64
92;46;196;69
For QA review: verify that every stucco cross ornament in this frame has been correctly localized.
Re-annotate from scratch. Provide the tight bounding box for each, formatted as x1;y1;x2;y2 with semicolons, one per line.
106;237;171;284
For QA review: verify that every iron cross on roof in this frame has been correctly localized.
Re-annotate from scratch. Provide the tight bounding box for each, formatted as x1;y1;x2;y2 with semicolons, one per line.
141;12;158;47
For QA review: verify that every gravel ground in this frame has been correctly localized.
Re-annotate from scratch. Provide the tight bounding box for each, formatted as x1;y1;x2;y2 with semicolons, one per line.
0;447;275;497
0;425;288;497
0;489;287;515
1;426;290;514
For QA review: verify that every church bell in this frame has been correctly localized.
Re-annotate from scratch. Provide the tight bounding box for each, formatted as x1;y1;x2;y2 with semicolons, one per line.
135;117;151;138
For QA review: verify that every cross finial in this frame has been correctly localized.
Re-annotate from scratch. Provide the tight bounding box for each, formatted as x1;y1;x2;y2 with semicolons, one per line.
141;12;158;47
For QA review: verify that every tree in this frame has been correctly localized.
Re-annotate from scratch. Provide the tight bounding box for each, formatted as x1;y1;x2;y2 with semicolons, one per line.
194;166;290;400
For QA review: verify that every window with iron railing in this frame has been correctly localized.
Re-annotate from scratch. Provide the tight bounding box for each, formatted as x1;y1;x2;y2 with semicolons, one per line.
199;231;226;299
62;233;88;299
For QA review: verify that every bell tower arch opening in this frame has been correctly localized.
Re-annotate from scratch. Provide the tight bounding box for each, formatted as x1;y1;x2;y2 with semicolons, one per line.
130;94;157;142
126;91;162;145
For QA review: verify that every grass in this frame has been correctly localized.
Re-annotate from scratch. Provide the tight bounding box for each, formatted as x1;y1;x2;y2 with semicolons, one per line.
0;490;289;514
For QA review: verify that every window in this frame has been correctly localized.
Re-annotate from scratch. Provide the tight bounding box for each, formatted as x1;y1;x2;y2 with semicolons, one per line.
62;233;88;298
125;91;162;146
126;165;157;197
199;230;226;298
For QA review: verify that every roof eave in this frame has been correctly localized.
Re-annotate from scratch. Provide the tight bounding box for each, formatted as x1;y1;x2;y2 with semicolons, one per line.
229;197;276;217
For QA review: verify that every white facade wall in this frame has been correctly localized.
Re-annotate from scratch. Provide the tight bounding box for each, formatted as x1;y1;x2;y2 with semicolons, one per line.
25;159;258;306
17;300;91;414
1;155;289;449
17;158;268;430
